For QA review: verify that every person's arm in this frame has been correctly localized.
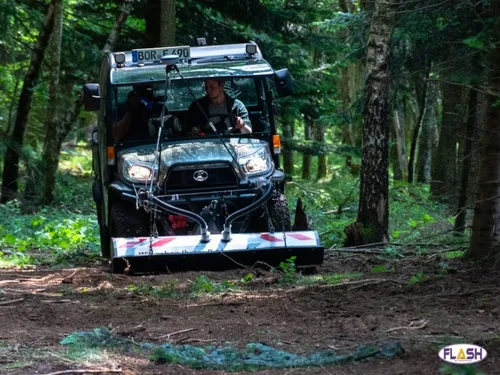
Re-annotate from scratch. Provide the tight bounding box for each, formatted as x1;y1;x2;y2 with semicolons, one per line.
113;93;140;142
233;99;252;134
113;111;135;141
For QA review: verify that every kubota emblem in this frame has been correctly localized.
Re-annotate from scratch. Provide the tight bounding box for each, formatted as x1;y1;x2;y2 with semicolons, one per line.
193;169;208;182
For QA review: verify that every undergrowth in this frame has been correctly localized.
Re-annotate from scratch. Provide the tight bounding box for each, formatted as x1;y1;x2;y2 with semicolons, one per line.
285;152;470;250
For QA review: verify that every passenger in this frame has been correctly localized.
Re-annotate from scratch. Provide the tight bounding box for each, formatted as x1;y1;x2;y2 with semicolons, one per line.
112;84;154;142
186;79;252;135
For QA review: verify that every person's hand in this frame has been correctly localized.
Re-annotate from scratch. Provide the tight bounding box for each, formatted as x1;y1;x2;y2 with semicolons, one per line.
234;116;246;130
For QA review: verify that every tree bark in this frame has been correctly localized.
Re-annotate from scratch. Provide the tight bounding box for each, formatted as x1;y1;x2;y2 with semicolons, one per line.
0;1;55;203
430;82;466;204
41;0;64;205
344;0;395;246
315;123;328;179
467;3;500;260
282;108;294;178
391;108;407;181
407;69;430;183
40;0;135;206
302;114;313;179
160;0;176;46
454;89;477;233
416;80;438;183
103;0;134;52
467;92;487;206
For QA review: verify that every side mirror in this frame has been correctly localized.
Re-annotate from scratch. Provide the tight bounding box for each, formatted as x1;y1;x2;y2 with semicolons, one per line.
274;68;294;97
83;83;100;111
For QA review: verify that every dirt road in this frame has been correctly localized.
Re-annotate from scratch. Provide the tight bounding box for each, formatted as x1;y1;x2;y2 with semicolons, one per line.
0;253;498;374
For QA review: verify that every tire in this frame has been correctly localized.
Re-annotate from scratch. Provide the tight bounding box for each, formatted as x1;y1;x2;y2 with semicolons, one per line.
108;202;149;274
96;202;111;258
269;193;292;232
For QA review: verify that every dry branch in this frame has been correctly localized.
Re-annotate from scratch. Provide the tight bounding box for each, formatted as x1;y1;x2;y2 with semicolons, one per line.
0;298;24;306
158;328;197;339
386;319;428;332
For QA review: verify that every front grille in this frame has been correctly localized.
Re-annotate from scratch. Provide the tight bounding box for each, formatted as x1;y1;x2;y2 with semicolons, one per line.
164;164;238;193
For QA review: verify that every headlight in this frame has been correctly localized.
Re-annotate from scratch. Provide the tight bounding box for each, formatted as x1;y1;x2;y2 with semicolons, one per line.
237;145;273;175
244;157;268;173
121;158;155;183
128;165;152;180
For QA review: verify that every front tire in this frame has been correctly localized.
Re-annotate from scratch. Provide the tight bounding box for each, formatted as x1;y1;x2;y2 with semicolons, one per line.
269;193;292;232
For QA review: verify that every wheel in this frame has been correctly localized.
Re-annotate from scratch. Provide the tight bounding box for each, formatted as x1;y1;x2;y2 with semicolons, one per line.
108;202;149;274
96;202;110;258
269;193;292;232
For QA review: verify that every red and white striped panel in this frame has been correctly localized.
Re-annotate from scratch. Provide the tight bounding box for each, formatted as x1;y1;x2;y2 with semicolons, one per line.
113;231;320;258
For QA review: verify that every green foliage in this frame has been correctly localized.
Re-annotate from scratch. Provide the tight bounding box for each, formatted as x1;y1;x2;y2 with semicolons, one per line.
190;275;237;295
409;271;430;285
279;256;297;283
127;280;181;299
0;147;98;268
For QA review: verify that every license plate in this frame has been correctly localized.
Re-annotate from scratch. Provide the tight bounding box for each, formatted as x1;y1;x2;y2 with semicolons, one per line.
132;46;190;63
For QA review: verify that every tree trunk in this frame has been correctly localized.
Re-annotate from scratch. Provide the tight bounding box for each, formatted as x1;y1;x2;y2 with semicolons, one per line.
416;80;438;183
160;0;176;46
0;1;55;204
338;0;354;13
39;0;135;205
41;0;64;205
430;82;466;204
454;89;477;233
468;92;488;206
344;0;395;246
315;123;328;179
407;69;430;183
391;108;407;181
302;115;313;179
282;109;294;178
467;3;500;260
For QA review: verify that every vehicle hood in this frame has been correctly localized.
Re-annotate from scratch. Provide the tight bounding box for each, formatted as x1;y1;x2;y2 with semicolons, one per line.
117;138;272;180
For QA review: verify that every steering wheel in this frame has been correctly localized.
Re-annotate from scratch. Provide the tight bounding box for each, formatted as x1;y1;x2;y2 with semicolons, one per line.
206;113;241;135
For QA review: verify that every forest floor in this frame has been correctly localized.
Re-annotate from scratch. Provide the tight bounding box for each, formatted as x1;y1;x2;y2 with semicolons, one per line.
0;250;499;375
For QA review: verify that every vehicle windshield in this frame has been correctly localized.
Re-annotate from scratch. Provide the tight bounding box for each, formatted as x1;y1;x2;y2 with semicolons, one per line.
110;77;270;143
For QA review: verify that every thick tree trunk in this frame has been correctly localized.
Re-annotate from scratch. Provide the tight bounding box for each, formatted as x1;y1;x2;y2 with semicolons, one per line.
467;3;500;260
468;92;488;206
454;89;477;233
302;115;313;179
0;2;55;203
416;80;438;183
391;108;407;181
41;0;64;205
344;0;394;246
160;0;176;46
430;82;466;204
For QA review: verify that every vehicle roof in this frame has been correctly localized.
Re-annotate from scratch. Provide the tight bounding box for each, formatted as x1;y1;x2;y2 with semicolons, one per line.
109;43;276;85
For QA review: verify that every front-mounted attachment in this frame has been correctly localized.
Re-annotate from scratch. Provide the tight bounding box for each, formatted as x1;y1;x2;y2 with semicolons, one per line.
83;83;100;111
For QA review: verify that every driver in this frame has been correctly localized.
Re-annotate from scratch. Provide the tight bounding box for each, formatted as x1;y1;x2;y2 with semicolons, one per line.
186;79;252;135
